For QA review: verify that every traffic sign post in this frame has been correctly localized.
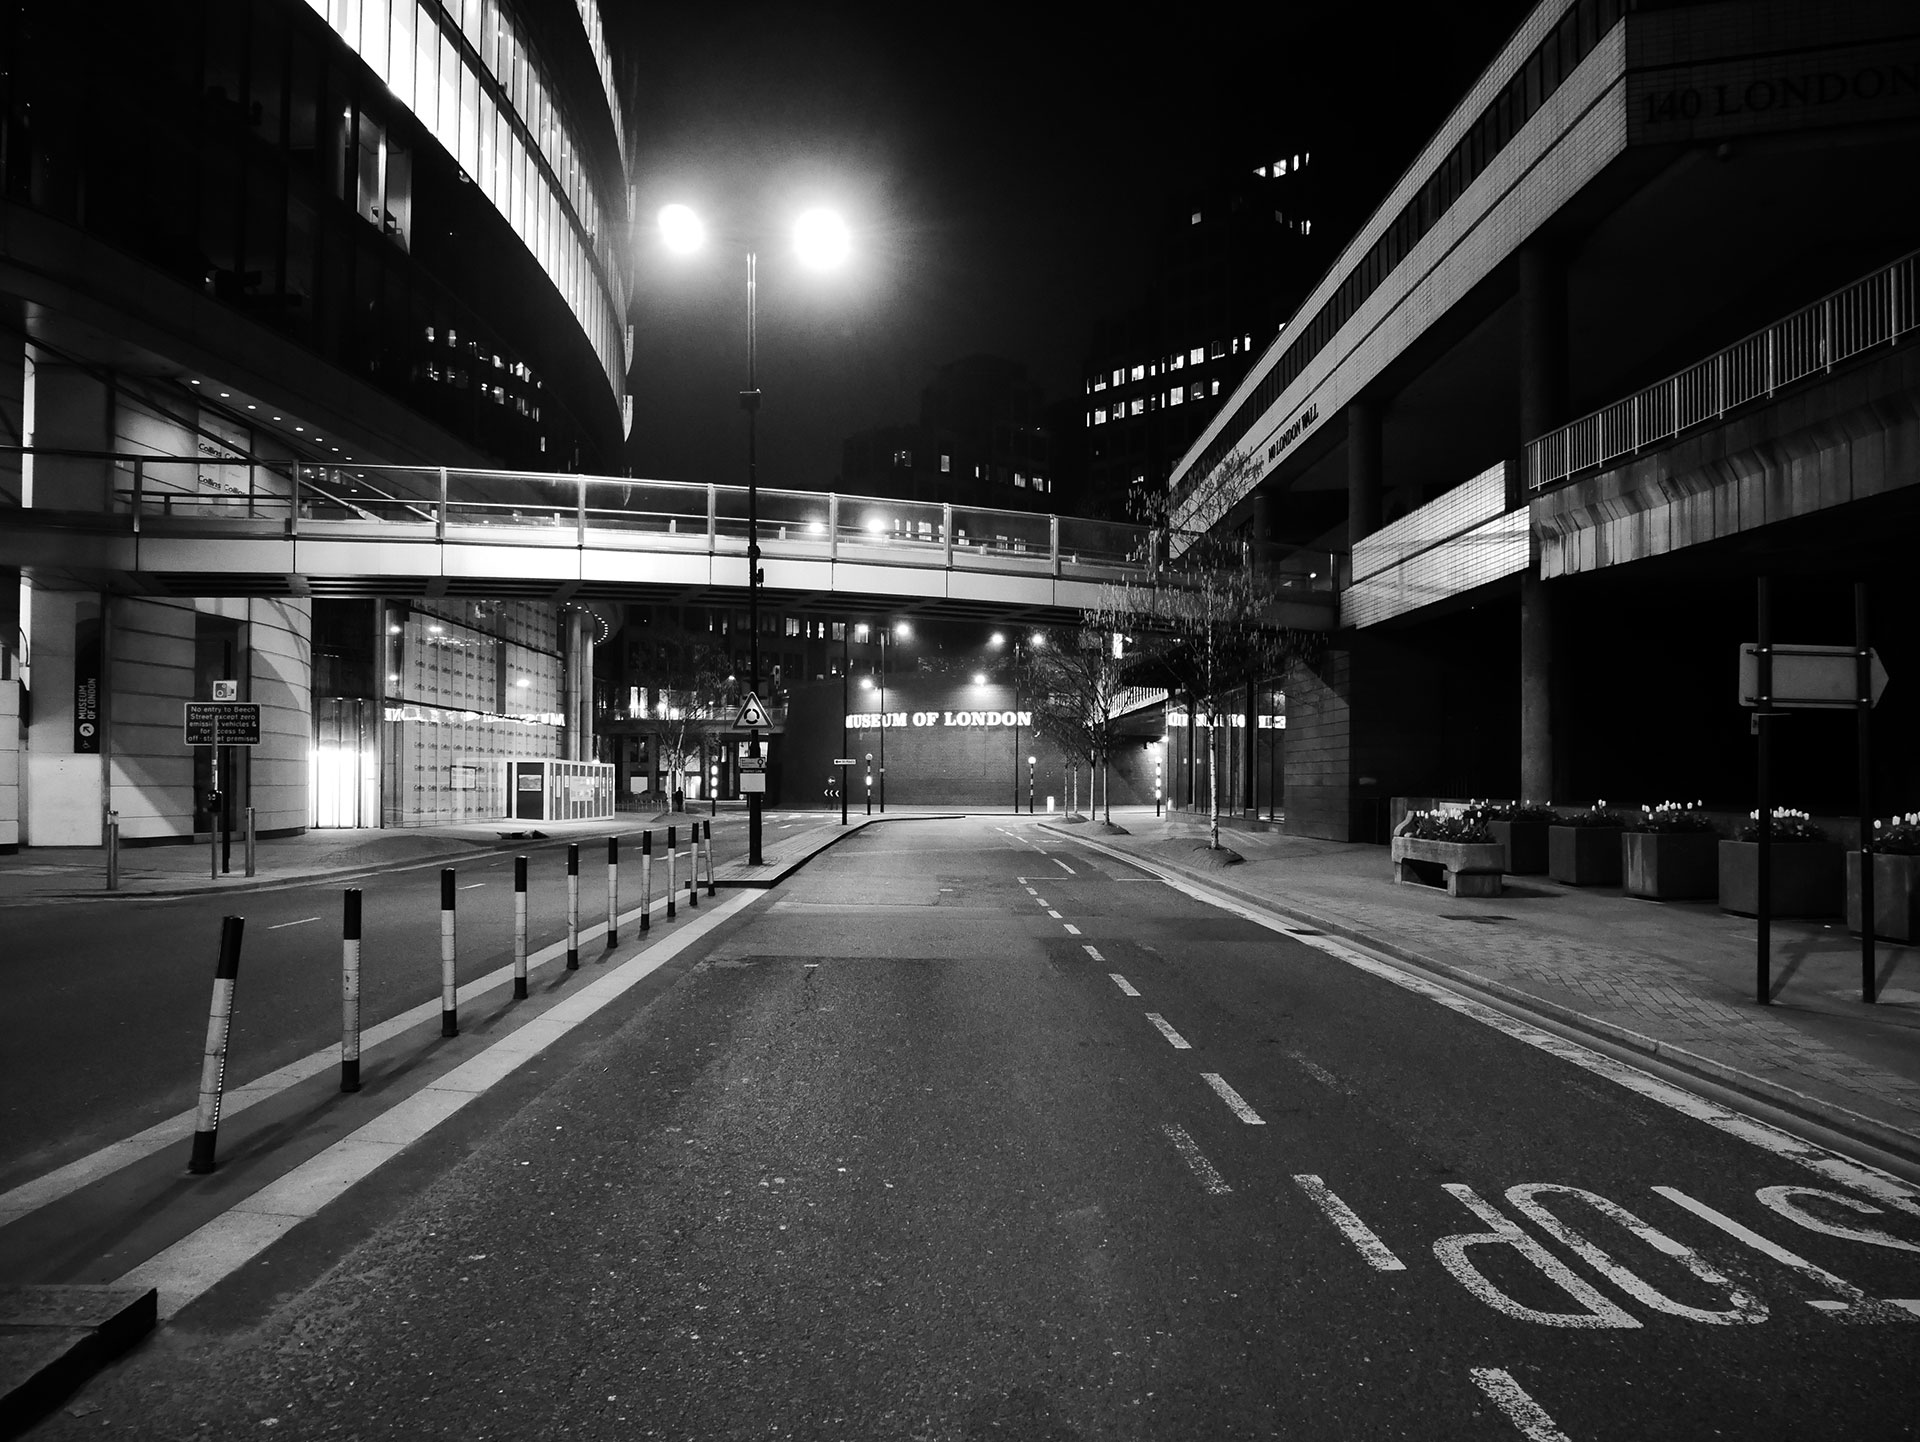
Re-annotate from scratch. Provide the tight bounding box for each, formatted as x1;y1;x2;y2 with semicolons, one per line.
832;757;856;826
733;692;772;865
1742;582;1891;1006
185;702;261;876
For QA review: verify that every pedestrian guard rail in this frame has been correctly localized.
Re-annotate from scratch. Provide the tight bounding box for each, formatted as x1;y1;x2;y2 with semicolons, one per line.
1527;248;1918;493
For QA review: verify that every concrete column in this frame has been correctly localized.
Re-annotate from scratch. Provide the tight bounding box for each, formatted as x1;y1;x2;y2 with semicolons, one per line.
563;607;594;762
0;331;25;850
1347;399;1381;552
1518;241;1567;805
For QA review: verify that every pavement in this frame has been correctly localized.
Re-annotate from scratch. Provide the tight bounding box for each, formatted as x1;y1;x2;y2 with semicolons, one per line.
1042;808;1920;1171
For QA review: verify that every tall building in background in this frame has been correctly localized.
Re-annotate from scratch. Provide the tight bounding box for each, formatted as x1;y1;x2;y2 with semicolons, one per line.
1084;152;1323;520
0;0;632;847
840;355;1055;513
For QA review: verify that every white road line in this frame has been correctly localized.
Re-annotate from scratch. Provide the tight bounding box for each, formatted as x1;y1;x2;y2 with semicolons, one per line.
1062;923;1082;935
1145;1013;1191;1050
1033;896;1049;907
460;882;487;890
1292;1175;1404;1269
1651;1186;1909;1320
1202;1071;1265;1124
1469;1368;1573;1442
1109;974;1140;997
1115;855;1920;1214
1046;909;1062;918
1161;1123;1231;1195
1053;858;1076;874
267;917;320;930
1082;944;1105;962
116;890;757;1320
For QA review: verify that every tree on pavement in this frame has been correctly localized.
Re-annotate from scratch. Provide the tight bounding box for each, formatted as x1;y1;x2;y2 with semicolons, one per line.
629;634;734;811
1021;624;1131;823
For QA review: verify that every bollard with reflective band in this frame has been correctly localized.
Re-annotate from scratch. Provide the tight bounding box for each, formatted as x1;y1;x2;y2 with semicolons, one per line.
341;889;362;1092
640;831;652;933
704;819;716;896
566;843;580;970
605;835;619;950
666;825;677;919
188;916;246;1173
440;867;458;1037
513;855;529;999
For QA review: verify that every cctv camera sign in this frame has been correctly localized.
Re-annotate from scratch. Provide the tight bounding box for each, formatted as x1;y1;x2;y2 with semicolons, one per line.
846;709;1032;730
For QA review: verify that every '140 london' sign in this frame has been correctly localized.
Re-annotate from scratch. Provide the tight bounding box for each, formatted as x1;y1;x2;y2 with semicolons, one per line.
847;709;1032;730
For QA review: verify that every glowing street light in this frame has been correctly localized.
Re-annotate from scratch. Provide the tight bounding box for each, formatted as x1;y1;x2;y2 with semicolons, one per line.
656;199;851;866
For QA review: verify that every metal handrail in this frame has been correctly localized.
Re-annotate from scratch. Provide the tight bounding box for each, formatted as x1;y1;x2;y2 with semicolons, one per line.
1528;248;1917;492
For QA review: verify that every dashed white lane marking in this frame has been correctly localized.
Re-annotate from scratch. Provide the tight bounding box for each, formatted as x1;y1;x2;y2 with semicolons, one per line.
1117;857;1920;1213
267;917;320;930
1145;1013;1192;1050
1202;1071;1265;1124
1062;923;1082;936
115;891;758;1320
1109;974;1140;997
1651;1186;1910;1320
460;882;487;890
1033;896;1049;907
1161;1123;1231;1195
1046;910;1063;919
1468;1368;1573;1442
1292;1175;1405;1270
1053;858;1076;874
1082;944;1105;962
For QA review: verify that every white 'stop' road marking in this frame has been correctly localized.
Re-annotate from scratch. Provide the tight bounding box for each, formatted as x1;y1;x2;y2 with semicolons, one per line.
1053;858;1075;874
1109;974;1140;997
1293;1175;1403;1269
1161;1123;1231;1195
1062;923;1082;935
1469;1369;1573;1442
268;917;320;930
1082;944;1105;962
1145;1013;1191;1049
1202;1071;1265;1124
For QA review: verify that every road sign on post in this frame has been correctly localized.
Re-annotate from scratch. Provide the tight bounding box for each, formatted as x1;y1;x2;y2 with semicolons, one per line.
732;693;772;730
1738;644;1888;709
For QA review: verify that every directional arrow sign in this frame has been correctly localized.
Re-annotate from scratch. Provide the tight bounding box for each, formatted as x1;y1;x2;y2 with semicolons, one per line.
1738;643;1889;709
732;692;773;730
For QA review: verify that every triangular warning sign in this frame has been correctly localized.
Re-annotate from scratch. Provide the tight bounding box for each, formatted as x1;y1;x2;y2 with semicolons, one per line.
732;692;773;730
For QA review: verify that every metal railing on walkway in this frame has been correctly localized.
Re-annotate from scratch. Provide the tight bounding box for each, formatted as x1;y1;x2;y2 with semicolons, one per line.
1527;248;1917;493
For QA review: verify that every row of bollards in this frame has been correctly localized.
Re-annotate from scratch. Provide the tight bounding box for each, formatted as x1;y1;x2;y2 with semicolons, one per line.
188;823;718;1173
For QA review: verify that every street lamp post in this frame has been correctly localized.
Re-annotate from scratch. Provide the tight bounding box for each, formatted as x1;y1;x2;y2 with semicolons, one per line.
658;202;849;868
993;630;1042;813
840;621;849;826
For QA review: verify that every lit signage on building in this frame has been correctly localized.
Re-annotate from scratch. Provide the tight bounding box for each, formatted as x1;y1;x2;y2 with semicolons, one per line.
845;709;1033;729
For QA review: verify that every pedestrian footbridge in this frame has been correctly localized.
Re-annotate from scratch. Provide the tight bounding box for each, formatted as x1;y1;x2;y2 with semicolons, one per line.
0;455;1337;626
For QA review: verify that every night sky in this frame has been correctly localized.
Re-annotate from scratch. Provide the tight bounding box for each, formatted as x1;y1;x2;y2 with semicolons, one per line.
611;2;1537;494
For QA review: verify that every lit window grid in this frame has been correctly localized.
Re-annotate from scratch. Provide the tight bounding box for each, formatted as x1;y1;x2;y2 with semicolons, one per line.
309;0;629;405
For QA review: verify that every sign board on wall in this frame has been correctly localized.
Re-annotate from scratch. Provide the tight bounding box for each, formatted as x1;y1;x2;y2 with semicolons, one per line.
73;619;101;755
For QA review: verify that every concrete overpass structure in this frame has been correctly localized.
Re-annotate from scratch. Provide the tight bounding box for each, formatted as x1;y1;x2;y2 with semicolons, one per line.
1169;0;1920;840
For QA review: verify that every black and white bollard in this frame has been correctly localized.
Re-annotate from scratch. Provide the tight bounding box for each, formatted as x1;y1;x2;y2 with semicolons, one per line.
606;836;620;950
566;843;580;970
440;867;458;1037
640;829;652;933
513;855;529;1000
188;916;246;1174
704;819;716;897
666;825;677;920
341;889;362;1093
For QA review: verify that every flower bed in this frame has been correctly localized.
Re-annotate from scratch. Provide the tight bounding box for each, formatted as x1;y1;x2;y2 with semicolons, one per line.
1623;802;1720;901
1720;811;1841;918
1549;802;1624;886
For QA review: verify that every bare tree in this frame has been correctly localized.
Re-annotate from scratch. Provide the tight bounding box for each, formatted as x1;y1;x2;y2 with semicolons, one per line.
1021;624;1131;823
1101;449;1320;848
634;640;734;811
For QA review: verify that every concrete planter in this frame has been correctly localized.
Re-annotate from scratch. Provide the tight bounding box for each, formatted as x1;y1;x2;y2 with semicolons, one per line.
1846;852;1920;942
1623;831;1719;901
1391;835;1505;897
1548;825;1623;886
1718;840;1843;918
1488;820;1549;875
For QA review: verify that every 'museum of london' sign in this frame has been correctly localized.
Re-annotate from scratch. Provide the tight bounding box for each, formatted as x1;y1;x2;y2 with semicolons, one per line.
847;709;1033;729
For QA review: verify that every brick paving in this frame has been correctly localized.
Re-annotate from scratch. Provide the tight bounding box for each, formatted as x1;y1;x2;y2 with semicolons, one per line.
1046;810;1920;1164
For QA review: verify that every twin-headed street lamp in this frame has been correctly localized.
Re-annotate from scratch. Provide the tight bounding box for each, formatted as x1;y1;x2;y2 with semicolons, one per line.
658;202;850;865
990;630;1044;813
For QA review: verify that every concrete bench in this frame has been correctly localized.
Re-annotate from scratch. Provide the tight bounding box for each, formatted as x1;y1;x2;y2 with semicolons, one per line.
1390;835;1505;897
